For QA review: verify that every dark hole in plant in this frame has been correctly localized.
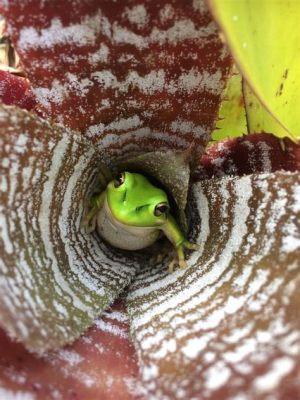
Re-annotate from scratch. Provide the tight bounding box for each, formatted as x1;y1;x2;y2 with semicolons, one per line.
84;160;198;270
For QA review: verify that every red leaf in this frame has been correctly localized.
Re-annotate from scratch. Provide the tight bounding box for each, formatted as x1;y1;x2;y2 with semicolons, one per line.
2;0;231;162
0;301;143;400
195;133;300;180
0;70;36;111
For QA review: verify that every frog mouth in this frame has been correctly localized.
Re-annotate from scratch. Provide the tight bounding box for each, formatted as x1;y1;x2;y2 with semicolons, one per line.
96;197;161;251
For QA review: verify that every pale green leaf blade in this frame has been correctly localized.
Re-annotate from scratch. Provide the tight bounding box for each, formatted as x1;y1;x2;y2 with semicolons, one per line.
212;65;247;141
243;80;296;141
209;0;300;140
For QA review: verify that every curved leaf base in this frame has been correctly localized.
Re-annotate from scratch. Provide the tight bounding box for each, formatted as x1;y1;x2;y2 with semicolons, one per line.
0;105;141;352
127;171;300;399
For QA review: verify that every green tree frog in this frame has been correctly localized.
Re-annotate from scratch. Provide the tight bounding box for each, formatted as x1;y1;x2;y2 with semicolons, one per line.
83;172;197;271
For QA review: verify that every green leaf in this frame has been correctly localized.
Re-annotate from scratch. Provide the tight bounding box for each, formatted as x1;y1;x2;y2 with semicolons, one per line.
243;80;296;141
212;65;248;141
209;0;300;141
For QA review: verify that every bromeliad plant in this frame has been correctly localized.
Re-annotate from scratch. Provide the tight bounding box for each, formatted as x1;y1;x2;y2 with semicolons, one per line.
0;0;299;399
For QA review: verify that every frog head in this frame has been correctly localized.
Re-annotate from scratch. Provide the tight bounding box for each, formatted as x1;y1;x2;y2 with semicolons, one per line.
106;172;170;227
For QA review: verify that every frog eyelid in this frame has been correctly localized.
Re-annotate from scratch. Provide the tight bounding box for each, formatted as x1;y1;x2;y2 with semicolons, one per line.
154;202;170;216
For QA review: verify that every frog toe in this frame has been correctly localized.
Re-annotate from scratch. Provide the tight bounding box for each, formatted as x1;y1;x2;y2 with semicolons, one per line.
168;259;177;273
183;241;199;250
179;259;188;269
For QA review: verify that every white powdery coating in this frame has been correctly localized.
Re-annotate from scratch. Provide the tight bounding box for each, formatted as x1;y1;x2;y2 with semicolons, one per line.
18;13;110;50
0;106;140;351
204;361;232;390
58;146;115;297
103;309;129;323
87;115;142;137
281;221;300;253
292;184;300;212
181;336;210;360
159;4;175;23
113;19;216;49
253;357;295;393
57;349;84;366
0;389;35;400
170;118;208;136
0;213;13;254
123;4;149;29
258;141;272;172
88;43;110;65
95;127;188;155
130;176;252;329
38;134;91;313
33;79;67;110
18;10;216;52
128;172;300;399
97;67;216;98
94;319;128;339
172;69;223;95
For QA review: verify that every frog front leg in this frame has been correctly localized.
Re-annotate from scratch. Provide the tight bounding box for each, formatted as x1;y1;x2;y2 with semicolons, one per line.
162;215;198;272
82;191;105;233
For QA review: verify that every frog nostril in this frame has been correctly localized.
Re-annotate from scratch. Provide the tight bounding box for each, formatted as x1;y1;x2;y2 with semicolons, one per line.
154;202;170;216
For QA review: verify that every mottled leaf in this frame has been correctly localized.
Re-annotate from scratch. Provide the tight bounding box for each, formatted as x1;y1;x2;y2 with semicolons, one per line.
195;133;300;180
0;105;142;352
209;0;300;140
212;65;247;141
1;0;231;162
127;171;300;399
0;301;143;400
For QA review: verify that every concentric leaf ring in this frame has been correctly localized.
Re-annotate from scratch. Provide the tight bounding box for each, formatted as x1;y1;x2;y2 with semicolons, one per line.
0;105;141;352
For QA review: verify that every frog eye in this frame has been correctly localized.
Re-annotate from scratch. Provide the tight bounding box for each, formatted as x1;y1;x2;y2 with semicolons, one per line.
154;202;170;216
114;172;125;188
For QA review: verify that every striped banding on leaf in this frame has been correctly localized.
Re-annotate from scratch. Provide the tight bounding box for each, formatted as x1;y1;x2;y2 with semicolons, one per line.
0;105;141;352
127;171;300;399
1;0;232;163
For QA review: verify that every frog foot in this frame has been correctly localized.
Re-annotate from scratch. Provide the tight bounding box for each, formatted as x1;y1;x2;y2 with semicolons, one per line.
168;241;199;273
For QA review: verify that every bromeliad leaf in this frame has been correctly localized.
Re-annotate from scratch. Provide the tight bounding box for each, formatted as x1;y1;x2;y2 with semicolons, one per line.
209;0;300;141
0;301;141;399
212;65;247;141
0;105;142;352
1;0;232;163
0;0;234;354
243;81;295;141
195;133;300;180
127;171;300;399
0;70;36;111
